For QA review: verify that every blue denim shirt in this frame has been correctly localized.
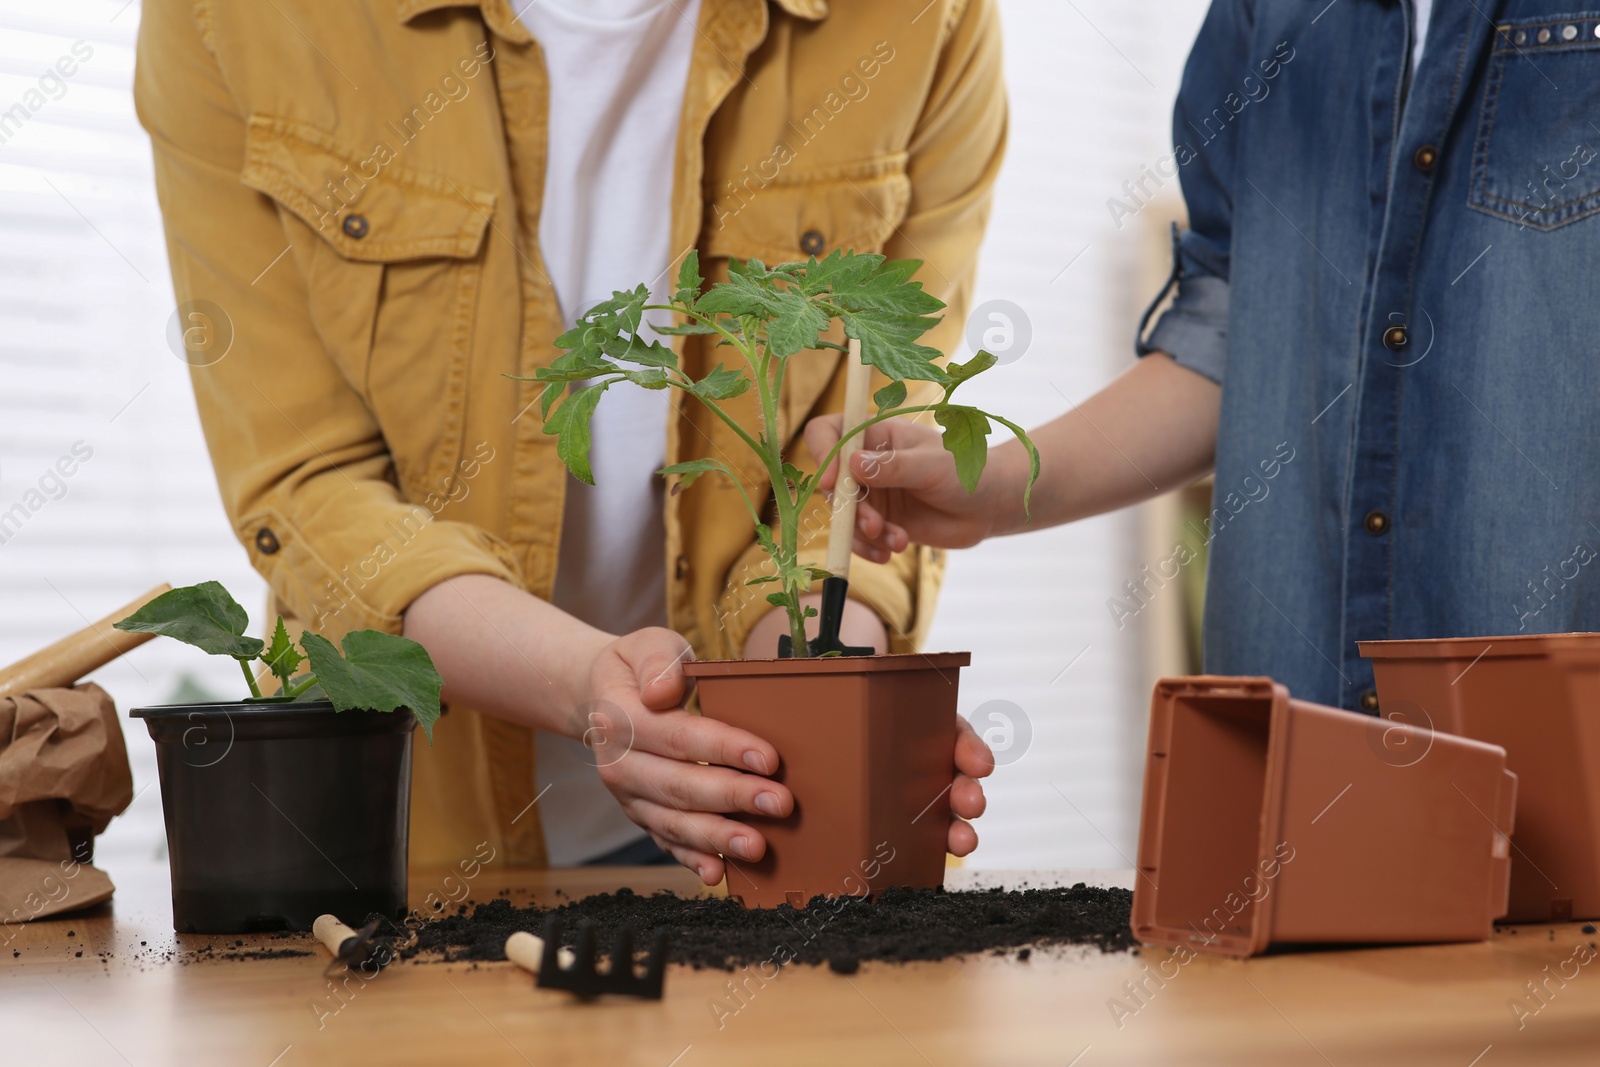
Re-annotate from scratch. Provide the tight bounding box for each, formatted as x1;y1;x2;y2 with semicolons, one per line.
1144;0;1600;711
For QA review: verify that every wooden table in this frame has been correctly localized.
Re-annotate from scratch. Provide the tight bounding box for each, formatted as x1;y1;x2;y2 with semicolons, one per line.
4;859;1598;1066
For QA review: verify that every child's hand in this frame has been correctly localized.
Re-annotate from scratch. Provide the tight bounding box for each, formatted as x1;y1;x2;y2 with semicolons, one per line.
805;415;1027;559
586;627;794;886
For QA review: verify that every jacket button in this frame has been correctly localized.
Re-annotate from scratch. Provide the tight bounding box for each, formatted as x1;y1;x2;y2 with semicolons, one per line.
799;229;826;256
1358;688;1380;713
255;528;281;555
674;555;689;580
342;214;370;239
1382;324;1408;351
1363;509;1390;536
1412;144;1438;172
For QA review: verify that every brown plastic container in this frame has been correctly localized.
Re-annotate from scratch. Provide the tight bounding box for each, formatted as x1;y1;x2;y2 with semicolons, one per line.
683;653;968;909
1361;633;1600;922
1132;676;1516;957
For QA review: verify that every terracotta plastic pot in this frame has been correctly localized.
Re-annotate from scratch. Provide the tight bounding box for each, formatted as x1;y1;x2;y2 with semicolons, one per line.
1361;633;1600;922
683;653;968;909
1132;676;1516;957
131;700;413;933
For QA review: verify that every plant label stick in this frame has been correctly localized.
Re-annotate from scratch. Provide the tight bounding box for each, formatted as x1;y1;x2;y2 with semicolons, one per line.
827;339;873;579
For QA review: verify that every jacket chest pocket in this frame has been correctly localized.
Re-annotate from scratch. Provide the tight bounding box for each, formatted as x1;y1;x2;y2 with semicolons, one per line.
699;157;911;444
1470;14;1600;230
240;115;495;493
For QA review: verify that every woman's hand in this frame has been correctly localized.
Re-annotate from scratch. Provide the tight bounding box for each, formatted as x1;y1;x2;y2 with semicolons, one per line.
948;712;995;856
586;627;794;886
589;629;994;872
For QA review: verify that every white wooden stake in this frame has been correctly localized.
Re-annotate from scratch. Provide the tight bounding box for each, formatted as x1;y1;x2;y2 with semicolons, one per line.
826;339;873;578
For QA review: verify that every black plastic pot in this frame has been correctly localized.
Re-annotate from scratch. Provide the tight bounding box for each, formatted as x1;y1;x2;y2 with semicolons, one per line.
130;699;413;933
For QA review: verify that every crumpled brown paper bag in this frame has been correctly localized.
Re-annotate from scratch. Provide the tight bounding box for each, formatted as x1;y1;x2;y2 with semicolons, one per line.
0;683;132;922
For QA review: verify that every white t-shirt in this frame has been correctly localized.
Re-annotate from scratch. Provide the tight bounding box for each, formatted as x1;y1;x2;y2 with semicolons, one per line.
516;0;701;864
1412;0;1433;71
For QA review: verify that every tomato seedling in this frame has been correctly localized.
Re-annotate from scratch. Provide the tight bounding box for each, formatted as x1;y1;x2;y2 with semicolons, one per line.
518;250;1038;657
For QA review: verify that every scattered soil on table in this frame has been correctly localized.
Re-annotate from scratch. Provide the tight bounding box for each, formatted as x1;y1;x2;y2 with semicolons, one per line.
401;884;1135;971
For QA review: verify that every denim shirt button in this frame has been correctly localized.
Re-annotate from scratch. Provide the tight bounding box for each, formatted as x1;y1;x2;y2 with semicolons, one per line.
1536;27;1552;44
1413;145;1438;172
1382;324;1408;351
1514;30;1528;44
1562;24;1579;41
1363;509;1391;536
1358;689;1380;713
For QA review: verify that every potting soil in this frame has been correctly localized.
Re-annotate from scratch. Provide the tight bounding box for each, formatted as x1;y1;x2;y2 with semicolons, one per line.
400;883;1135;971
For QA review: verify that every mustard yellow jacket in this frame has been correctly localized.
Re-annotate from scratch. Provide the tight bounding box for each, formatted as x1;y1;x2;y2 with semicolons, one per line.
134;0;1005;867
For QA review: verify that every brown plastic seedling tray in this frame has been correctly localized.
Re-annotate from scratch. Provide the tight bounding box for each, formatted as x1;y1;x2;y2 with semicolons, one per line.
684;653;968;909
1361;633;1600;922
1132;676;1515;957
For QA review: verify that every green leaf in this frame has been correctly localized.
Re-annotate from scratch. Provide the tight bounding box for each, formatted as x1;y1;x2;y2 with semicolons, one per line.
658;458;726;491
674;250;703;306
539;381;565;421
300;630;444;742
840;310;949;384
805;566;833;581
695;265;780;320
654;320;721;336
765;592;791;610
873;380;907;411
602;332;677;369
744;574;780;586
691;364;751;401
538;332;612;382
944;350;999;398
542;381;610;484
616;368;671;389
935;405;992;494
985;411;1042;518
113;581;265;661
262;617;304;691
754;523;777;556
791;249;882;298
766;289;830;357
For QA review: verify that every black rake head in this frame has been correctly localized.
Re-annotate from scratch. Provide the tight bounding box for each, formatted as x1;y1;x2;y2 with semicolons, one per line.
536;915;669;1000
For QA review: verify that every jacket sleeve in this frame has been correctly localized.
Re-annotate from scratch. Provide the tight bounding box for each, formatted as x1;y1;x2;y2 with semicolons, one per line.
715;0;1007;656
1141;0;1253;386
134;0;521;637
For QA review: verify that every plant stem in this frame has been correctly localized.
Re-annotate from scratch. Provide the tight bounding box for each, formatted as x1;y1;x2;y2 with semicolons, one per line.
282;673;320;699
787;594;811;657
238;658;263;700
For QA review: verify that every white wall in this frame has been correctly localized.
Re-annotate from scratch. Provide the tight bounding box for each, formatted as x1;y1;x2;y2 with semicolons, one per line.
929;2;1206;868
0;1;1209;873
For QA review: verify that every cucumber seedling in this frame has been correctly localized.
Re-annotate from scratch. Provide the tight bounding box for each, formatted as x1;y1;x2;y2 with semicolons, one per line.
115;581;443;739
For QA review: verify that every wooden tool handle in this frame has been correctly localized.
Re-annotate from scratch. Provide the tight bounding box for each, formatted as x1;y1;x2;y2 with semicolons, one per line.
826;339;873;577
0;584;171;700
505;930;575;973
314;914;357;957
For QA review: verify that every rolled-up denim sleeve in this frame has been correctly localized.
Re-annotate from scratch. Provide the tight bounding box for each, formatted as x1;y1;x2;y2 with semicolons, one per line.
1141;0;1251;386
